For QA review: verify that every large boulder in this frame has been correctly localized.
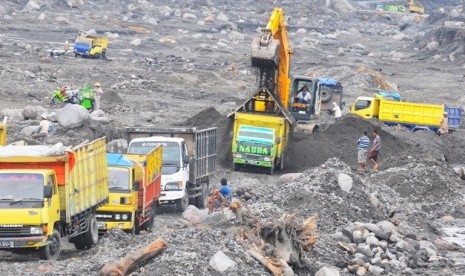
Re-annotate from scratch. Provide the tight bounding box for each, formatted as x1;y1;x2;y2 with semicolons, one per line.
315;266;340;276
20;125;39;137
182;205;207;224
90;110;109;123
55;104;90;129
22;106;46;120
337;173;353;192
1;109;23;121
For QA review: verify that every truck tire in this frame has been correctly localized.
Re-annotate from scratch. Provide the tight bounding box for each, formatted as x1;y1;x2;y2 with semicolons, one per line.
196;183;208;209
321;90;332;103
145;206;156;233
39;229;61;260
176;193;189;212
233;163;239;171
74;214;98;250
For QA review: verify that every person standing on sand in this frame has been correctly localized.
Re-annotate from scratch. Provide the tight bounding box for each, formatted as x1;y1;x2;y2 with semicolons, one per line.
357;131;370;172
368;130;381;172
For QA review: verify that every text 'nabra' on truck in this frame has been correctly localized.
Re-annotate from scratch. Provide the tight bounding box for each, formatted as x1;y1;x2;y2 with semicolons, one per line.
0;138;108;260
126;127;216;212
96;146;162;235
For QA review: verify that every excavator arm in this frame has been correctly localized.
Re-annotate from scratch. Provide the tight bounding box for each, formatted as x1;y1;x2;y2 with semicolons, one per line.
251;8;291;108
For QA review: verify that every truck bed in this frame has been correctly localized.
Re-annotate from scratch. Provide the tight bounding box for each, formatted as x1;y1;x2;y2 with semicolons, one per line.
379;100;444;127
0;138;108;223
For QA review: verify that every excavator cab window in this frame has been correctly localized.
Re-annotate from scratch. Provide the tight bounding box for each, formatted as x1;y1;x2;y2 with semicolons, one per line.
291;80;314;113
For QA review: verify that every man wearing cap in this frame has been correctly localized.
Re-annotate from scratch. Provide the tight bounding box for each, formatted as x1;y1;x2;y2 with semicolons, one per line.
439;112;448;136
32;114;51;141
94;82;103;110
332;102;342;119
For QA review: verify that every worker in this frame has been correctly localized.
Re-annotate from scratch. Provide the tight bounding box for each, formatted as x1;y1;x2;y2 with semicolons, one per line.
332;102;342;119
94;82;103;110
295;85;312;104
439;112;448;136
368;130;381;172
357;131;370;172
64;40;70;54
32;114;51;141
219;178;232;202
59;85;67;98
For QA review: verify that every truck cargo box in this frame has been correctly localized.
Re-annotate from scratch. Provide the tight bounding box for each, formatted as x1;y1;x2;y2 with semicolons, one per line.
379;100;444;127
0;138;108;223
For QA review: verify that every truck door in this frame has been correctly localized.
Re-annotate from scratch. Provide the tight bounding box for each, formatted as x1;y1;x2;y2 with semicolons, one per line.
352;99;374;118
45;174;61;226
181;142;189;171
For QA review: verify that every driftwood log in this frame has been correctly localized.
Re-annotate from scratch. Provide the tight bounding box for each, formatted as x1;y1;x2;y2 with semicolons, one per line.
99;238;167;276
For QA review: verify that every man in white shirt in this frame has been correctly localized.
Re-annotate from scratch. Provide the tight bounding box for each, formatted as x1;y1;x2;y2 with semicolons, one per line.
296;85;312;104
94;82;104;110
32;114;51;141
332;102;342;119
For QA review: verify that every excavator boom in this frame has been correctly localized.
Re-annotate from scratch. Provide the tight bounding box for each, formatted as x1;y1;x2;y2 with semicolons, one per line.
251;8;291;108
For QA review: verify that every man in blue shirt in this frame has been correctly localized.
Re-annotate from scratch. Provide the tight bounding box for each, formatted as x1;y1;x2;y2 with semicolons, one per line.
219;178;232;202
357;131;370;172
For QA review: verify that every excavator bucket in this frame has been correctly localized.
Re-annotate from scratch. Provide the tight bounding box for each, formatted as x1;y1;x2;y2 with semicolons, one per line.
251;34;280;68
293;123;319;140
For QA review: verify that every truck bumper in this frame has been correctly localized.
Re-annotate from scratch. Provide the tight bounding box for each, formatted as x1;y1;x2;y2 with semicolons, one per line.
160;190;184;202
97;221;133;231
234;158;272;167
0;236;47;249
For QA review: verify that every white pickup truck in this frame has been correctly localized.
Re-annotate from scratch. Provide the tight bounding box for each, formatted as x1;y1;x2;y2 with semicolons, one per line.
127;127;217;211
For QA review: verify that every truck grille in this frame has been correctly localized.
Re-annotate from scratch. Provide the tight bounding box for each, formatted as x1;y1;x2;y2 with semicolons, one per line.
0;226;37;237
243;154;265;161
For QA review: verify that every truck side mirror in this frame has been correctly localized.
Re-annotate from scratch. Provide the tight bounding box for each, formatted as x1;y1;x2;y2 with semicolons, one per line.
44;186;53;198
183;155;189;164
275;137;281;144
133;181;140;190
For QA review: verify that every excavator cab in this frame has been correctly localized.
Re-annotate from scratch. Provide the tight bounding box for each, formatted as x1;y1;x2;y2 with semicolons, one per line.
290;77;321;121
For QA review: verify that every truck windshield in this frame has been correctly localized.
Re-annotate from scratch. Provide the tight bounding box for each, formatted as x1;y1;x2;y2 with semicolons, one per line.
0;173;44;201
75;39;91;47
128;141;180;165
108;167;130;191
238;130;274;141
354;100;371;111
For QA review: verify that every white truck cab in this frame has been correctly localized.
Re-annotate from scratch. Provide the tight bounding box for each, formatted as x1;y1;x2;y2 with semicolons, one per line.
126;127;217;212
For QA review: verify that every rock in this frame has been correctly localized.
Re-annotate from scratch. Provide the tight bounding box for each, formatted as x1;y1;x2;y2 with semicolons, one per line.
55;104;90;129
20;125;39;137
451;9;460;17
182;205;207;224
375;221;397;240
90;110;109;123
55;16;69;24
2;109;24;121
315;266;340;276
26;0;41;11
159;37;176;44
130;39;142;46
356;266;367;275
217;12;229;22
368;265;384;275
351;43;366;50
337;173;353;192
352;230;363;244
105;32;119;39
334;232;351;243
350;257;365;266
145;18;158;26
419;241;438;252
209;251;236;272
296;28;307;34
364;223;380;233
182;13;197;20
158;6;173;16
38;13;45;21
278;173;302;184
192;33;203;39
229;31;245;41
366;236;379;246
140;111;156;122
22;106;46;120
395;240;412;252
337;47;345;56
107;139;128;153
356;244;374;258
378;240;388;250
426;41;439;51
392;33;405;41
4;15;13;21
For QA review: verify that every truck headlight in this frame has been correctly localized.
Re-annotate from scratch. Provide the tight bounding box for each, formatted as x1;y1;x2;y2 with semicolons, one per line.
234;153;242;158
30;227;43;235
122;214;128;221
263;157;271;162
115;214;121;220
165;181;182;191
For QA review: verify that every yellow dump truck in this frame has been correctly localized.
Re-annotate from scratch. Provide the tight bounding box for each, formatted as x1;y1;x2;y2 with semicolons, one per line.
351;95;463;132
0;117;6;146
74;31;108;59
97;146;162;234
0;138;108;260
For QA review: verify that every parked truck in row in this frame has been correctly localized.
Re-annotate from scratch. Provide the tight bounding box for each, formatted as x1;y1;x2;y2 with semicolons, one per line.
0;138;108;260
74;31;108;59
351;94;463;132
126;127;216;212
0;117;6;146
96;146;162;234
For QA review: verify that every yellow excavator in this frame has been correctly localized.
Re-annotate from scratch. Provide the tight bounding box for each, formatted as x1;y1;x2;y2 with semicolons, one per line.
405;0;425;14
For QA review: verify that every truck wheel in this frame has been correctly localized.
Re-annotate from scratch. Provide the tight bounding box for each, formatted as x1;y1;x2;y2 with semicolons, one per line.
321;90;332;103
233;163;239;171
82;214;98;249
176;193;189;212
73;238;86;250
145;206;156;233
196;183;208;209
39;229;61;260
267;166;274;175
